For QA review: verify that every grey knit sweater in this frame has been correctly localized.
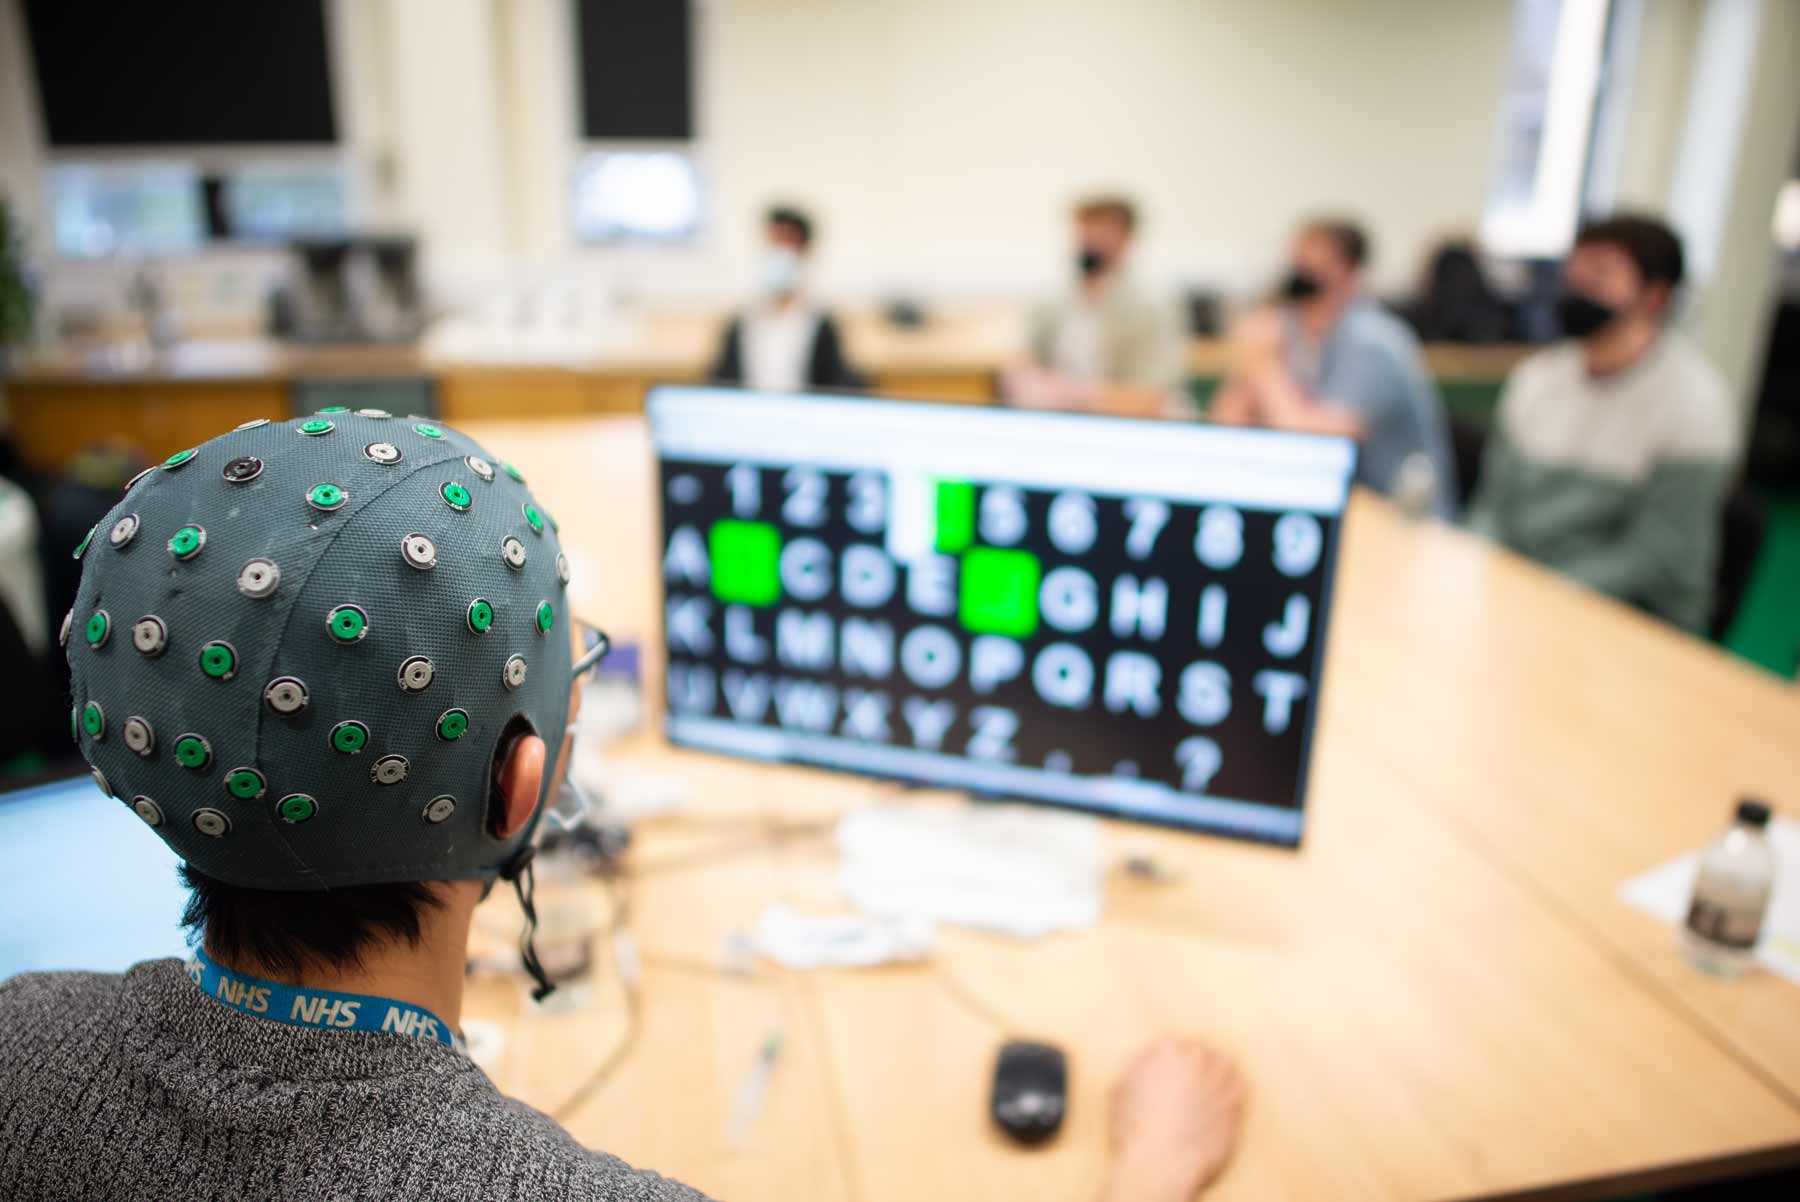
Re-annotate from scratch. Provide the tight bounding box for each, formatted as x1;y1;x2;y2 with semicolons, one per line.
0;959;714;1202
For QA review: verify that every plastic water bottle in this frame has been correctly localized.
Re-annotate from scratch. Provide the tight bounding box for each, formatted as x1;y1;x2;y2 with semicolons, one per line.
1681;799;1776;979
1393;452;1439;520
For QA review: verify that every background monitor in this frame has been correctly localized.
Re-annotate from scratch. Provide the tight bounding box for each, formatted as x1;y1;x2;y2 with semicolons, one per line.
0;777;188;978
648;388;1356;846
23;1;337;146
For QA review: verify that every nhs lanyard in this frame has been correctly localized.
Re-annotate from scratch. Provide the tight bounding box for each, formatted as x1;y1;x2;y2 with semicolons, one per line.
186;948;459;1049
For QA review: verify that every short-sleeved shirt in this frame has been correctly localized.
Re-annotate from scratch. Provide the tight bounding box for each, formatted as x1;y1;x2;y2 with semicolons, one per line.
1285;299;1458;518
1031;275;1183;395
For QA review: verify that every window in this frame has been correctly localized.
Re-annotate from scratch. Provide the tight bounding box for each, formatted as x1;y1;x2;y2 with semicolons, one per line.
572;151;705;243
573;0;693;140
26;1;349;257
569;0;702;244
1480;0;1620;259
1774;180;1800;254
224;166;350;242
47;164;204;258
24;1;336;147
47;162;350;258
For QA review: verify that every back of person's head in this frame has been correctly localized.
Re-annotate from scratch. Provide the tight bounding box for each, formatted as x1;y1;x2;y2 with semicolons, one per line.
1072;195;1140;278
1299;216;1370;273
1572;213;1685;294
766;205;814;251
1412;239;1509;343
1075;194;1139;237
1283;215;1371;302
64;414;576;980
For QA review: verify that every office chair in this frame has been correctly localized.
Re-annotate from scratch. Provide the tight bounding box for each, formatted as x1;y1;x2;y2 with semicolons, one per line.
1447;414;1489;511
1709;487;1767;642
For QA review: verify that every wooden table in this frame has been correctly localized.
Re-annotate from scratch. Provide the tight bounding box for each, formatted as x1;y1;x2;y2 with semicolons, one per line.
3;309;1531;473
446;417;1800;1202
0;306;1023;472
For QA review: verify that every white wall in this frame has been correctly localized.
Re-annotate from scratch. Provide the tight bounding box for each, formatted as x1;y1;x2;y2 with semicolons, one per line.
546;0;1519;301
1673;0;1800;424
1609;0;1701;212
0;0;45;257
1603;0;1800;420
0;0;1533;301
379;0;515;269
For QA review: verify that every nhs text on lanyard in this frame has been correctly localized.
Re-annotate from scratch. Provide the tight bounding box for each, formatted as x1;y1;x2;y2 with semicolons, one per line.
186;947;458;1048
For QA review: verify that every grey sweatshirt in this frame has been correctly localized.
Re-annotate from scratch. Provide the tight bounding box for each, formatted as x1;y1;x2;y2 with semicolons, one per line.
0;959;714;1202
1465;335;1735;632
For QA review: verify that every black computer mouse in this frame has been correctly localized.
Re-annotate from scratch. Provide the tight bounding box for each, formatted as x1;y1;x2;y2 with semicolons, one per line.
990;1040;1067;1146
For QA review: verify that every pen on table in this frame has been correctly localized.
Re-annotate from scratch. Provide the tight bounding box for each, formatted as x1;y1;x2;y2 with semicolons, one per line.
726;1028;784;1149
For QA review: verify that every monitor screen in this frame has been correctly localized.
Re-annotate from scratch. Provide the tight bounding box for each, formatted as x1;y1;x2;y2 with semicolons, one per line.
0;777;188;978
647;388;1356;846
574;0;693;140
23;1;336;146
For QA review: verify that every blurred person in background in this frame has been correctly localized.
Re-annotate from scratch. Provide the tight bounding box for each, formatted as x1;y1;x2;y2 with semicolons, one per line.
710;205;863;392
1465;214;1734;632
1007;195;1184;417
1211;217;1458;517
1401;238;1514;344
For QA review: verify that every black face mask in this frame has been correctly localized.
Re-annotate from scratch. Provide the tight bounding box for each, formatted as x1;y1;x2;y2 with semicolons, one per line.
1281;269;1324;301
1077;248;1107;278
1556;291;1619;339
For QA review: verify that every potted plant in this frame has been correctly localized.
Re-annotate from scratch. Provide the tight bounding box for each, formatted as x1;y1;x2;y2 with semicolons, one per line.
0;197;32;367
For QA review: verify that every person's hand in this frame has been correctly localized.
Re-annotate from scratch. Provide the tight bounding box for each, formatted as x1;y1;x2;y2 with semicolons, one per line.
1101;1038;1247;1202
1002;363;1055;409
1231;307;1284;367
1004;364;1085;411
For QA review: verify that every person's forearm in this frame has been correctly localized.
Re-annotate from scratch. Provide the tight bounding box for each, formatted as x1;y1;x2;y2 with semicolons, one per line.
1550;535;1706;629
1247;361;1365;438
1463;436;1517;541
1206;376;1257;426
1081;380;1182;418
1557;462;1729;629
1099;1149;1208;1202
1463;495;1504;542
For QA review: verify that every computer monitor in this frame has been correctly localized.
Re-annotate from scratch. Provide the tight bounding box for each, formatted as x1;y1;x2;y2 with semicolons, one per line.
647;387;1356;846
0;777;188;978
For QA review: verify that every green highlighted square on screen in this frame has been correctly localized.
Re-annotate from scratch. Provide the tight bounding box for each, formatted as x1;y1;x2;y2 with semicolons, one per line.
959;547;1041;637
708;520;782;607
935;480;975;554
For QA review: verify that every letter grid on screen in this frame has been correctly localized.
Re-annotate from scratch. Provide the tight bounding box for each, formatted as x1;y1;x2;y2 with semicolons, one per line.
651;391;1351;846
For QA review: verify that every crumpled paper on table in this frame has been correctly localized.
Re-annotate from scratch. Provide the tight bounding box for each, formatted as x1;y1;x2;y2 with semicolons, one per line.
836;803;1104;939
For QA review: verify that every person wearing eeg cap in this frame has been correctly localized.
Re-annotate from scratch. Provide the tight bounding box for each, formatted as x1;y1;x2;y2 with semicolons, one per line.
0;409;1249;1202
0;409;712;1201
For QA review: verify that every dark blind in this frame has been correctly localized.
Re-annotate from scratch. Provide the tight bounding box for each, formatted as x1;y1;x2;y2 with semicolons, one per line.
574;0;693;140
24;1;336;146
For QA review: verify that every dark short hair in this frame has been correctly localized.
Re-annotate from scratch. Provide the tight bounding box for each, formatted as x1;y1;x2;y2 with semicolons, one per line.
766;206;814;248
1075;195;1138;233
182;865;442;979
181;715;535;977
1301;216;1370;269
1574;213;1685;289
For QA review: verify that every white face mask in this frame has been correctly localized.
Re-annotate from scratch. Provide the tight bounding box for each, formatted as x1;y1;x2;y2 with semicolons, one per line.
761;247;802;297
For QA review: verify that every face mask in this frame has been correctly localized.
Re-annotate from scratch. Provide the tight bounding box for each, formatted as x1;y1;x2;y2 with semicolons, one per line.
1556;291;1618;339
1281;270;1324;301
1077;248;1107;278
761;248;802;296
